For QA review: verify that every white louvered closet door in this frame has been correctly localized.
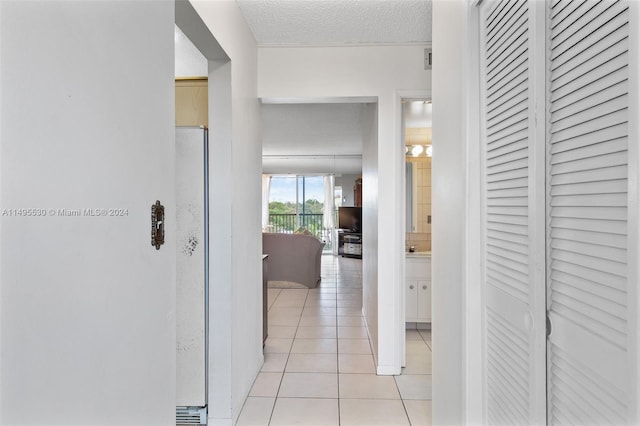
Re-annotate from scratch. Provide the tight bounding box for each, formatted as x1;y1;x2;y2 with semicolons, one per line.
547;0;631;424
479;0;547;424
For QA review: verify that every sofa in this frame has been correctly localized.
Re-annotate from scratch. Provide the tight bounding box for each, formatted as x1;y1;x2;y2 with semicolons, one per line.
262;232;325;289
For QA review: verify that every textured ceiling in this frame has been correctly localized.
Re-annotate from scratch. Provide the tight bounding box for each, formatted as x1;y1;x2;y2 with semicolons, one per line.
262;103;365;174
262;103;363;156
236;0;432;46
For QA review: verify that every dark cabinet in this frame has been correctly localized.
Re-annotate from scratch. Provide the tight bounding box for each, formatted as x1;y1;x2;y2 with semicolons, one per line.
338;231;362;258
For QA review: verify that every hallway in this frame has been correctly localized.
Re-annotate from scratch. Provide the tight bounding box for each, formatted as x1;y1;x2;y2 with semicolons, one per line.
236;255;432;425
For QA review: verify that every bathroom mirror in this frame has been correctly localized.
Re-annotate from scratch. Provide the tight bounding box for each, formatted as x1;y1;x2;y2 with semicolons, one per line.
406;162;417;232
403;99;432;251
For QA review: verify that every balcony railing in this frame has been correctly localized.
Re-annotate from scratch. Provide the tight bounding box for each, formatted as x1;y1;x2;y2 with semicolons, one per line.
267;213;332;250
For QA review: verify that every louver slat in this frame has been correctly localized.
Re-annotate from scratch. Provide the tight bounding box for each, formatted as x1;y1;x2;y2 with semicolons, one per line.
487;24;528;77
551;0;581;22
487;90;528;125
550;55;628;104
551;1;621;54
488;69;528;107
547;1;630;424
550;227;626;250
551;1;609;39
551;36;628;93
487;32;528;81
487;0;525;38
550;117;627;150
550;94;628;134
551;4;628;63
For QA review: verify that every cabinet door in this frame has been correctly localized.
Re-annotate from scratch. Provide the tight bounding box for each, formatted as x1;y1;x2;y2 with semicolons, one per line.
406;280;418;321
418;280;431;322
176;79;208;126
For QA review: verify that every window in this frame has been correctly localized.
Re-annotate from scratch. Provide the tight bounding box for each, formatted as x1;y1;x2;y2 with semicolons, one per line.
268;175;325;237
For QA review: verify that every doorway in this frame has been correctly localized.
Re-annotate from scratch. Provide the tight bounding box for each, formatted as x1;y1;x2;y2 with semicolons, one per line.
399;96;433;413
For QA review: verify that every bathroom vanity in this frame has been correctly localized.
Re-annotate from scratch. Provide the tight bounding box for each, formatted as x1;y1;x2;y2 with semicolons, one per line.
405;252;431;324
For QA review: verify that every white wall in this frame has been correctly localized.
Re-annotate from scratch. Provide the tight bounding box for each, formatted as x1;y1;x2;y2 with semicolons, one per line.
189;2;263;425
361;104;379;361
259;45;430;373
1;1;176;424
432;1;467;424
259;46;429;98
175;24;208;77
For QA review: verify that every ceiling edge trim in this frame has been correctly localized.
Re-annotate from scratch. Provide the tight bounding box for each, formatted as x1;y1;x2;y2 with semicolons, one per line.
263;155;363;159
257;41;433;49
260;96;378;104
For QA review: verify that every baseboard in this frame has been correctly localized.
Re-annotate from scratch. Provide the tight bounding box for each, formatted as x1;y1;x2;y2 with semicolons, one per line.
207;418;232;426
377;365;401;375
405;322;432;330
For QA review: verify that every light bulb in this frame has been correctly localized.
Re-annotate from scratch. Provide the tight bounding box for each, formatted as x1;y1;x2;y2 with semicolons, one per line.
426;145;433;157
411;145;423;156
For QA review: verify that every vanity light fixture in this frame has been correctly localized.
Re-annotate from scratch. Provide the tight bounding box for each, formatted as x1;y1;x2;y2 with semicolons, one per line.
405;144;432;158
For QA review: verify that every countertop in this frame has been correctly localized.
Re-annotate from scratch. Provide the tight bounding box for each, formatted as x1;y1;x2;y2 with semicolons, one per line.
406;251;431;258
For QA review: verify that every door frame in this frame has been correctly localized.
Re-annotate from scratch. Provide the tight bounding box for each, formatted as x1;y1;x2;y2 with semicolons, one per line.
463;2;484;423
175;1;235;422
396;89;432;369
630;2;640;423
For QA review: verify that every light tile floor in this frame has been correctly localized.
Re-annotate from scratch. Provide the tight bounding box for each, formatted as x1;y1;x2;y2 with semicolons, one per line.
236;254;432;426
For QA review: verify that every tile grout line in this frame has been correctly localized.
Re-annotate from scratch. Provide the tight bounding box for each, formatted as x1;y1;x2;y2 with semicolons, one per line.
259;257;430;425
262;287;283;426
267;286;288;426
267;287;311;425
393;373;414;425
334;271;341;426
262;257;417;425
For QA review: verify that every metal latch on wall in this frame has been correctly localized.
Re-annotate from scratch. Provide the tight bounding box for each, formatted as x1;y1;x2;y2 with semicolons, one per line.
151;200;165;250
424;47;432;70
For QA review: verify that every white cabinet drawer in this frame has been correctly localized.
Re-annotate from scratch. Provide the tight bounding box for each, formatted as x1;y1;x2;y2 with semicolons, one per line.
406;257;431;279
